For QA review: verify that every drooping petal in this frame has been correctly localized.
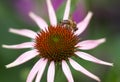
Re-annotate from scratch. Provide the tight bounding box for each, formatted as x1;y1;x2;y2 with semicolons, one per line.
47;61;55;82
2;42;34;49
6;49;39;68
26;58;47;82
46;0;57;26
76;38;106;50
69;58;101;82
35;59;48;82
9;28;37;39
75;51;113;66
62;60;74;82
75;12;93;35
29;12;48;31
63;0;71;20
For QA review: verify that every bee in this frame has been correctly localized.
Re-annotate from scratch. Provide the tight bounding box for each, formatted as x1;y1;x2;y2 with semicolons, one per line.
59;18;78;31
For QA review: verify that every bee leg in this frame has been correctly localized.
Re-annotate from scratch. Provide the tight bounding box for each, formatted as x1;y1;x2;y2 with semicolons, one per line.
74;28;78;31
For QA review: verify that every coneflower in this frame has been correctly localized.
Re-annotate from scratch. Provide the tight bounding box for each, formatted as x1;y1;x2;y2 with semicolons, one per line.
2;0;113;82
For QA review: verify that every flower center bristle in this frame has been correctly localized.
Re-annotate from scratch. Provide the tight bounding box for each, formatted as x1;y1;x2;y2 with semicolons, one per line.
35;25;79;62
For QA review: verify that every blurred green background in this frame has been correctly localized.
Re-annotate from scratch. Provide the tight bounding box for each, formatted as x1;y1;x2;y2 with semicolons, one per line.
0;0;120;82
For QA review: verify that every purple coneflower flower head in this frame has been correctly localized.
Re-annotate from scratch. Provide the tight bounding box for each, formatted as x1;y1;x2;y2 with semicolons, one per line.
52;0;64;10
14;0;34;22
3;0;113;82
72;0;86;23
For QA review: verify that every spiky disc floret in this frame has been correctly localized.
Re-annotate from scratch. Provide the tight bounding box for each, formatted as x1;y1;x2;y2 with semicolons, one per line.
35;25;79;62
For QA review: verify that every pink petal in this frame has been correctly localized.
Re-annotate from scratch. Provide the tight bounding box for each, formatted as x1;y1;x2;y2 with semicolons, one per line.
9;28;37;39
63;0;71;20
62;60;74;82
75;12;93;35
35;59;48;82
2;42;34;49
6;49;39;68
76;38;106;50
26;58;46;82
29;12;48;31
46;0;57;26
69;58;101;82
75;51;113;66
47;61;55;82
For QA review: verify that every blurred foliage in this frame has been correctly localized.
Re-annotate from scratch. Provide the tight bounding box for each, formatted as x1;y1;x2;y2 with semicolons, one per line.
0;0;120;82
